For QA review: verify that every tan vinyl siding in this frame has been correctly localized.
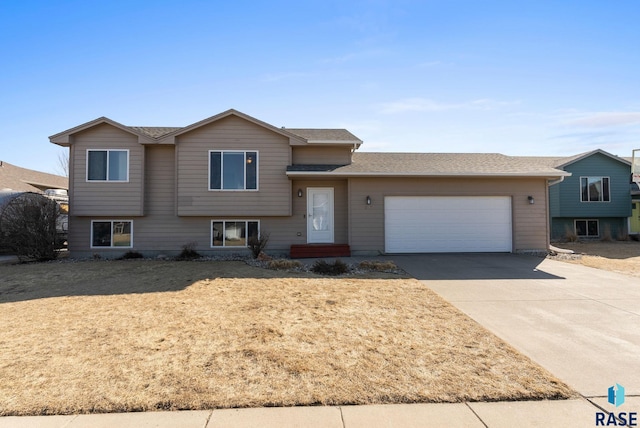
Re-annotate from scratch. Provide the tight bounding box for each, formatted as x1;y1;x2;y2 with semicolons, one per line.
69;123;144;216
176;115;291;216
292;146;352;165
348;177;549;254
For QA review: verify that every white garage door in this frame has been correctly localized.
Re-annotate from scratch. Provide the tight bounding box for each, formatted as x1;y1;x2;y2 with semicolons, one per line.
384;196;512;253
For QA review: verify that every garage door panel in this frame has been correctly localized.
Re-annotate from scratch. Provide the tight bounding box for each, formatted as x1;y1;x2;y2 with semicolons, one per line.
384;196;512;253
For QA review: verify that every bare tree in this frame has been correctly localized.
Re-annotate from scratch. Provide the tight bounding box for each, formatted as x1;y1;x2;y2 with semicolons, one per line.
56;150;69;177
0;193;60;262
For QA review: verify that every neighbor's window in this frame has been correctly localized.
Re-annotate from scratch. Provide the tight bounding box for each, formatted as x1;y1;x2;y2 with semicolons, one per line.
575;219;599;237
209;151;257;190
211;220;259;247
580;177;610;202
87;150;129;181
91;220;133;247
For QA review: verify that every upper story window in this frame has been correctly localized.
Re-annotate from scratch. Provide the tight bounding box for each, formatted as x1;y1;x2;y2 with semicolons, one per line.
580;177;610;202
209;151;258;191
87;149;129;182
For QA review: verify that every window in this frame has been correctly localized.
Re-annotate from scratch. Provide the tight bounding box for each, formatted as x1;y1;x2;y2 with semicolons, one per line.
87;150;129;181
211;220;259;247
580;177;610;202
575;219;599;237
91;220;133;247
209;151;257;190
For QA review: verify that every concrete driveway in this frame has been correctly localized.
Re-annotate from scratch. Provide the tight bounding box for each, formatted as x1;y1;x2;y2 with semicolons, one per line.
394;254;640;398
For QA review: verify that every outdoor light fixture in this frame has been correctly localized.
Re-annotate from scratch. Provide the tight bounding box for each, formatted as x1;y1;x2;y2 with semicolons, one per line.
366;195;372;205
528;196;535;204
298;189;303;198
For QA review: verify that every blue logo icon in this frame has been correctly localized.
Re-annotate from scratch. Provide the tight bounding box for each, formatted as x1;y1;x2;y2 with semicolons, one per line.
608;383;625;407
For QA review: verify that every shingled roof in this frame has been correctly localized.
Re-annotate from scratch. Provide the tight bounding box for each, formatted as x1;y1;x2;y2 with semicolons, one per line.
128;127;182;139
284;128;361;143
287;152;570;178
0;161;68;193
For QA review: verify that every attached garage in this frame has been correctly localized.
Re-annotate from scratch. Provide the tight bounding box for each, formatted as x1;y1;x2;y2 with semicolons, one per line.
384;196;512;253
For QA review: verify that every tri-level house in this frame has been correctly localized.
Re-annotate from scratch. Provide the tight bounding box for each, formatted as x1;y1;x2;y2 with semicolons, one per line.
50;109;569;258
528;149;635;239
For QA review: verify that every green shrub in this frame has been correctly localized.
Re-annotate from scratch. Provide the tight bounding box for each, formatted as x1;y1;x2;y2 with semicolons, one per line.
311;259;349;276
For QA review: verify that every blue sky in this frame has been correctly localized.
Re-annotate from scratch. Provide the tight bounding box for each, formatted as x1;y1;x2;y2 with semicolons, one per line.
2;0;639;174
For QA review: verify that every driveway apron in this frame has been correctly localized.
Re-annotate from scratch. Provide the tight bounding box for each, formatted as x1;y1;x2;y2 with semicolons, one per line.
394;254;640;397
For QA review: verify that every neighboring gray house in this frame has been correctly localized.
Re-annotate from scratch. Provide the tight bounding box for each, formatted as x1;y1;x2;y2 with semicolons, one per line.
528;150;634;239
50;109;569;258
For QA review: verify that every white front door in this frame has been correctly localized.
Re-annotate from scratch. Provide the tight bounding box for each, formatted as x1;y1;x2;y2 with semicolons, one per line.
307;187;334;243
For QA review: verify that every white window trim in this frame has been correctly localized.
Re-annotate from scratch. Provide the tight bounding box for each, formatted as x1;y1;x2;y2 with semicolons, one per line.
86;149;130;182
90;220;134;248
574;219;599;237
208;150;259;191
210;219;260;248
579;176;610;203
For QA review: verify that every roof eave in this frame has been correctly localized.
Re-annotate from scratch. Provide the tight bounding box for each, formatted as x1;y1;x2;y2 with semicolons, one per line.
286;171;571;178
49;117;155;146
306;140;363;146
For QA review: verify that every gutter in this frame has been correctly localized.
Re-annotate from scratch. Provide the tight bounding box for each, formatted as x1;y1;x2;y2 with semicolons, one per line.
547;176;566;186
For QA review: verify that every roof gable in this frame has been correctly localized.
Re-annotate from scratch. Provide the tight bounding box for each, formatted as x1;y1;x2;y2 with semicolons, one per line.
50;117;155;146
556;149;631;168
156;109;307;145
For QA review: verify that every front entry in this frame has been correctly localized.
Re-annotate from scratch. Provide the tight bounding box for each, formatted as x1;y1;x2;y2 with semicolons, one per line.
307;187;334;243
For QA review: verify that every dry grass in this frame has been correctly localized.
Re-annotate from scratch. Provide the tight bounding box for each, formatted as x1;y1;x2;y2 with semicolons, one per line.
551;241;640;277
358;260;399;272
0;260;573;416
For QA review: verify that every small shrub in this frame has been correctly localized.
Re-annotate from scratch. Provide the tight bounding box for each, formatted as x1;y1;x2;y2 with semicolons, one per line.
564;225;578;242
358;260;398;271
176;242;201;260
600;224;613;242
267;259;303;270
248;231;270;259
119;251;144;260
311;259;349;276
616;230;630;241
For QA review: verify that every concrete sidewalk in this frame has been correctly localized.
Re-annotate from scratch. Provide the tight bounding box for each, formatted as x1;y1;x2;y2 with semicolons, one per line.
0;398;605;427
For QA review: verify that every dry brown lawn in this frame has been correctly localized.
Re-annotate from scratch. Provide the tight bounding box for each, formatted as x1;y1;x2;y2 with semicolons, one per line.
0;260;573;416
551;241;640;277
